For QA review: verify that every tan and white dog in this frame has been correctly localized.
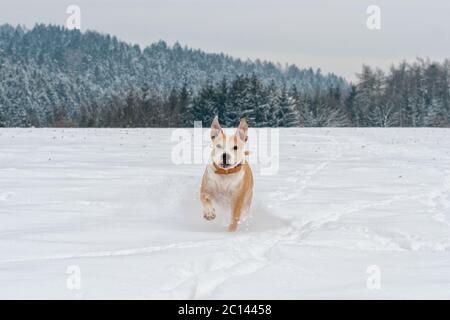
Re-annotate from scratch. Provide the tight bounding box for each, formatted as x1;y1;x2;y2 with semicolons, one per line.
200;116;254;232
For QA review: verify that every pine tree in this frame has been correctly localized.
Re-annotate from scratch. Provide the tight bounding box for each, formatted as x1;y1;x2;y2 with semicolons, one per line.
178;82;192;127
224;75;245;127
344;85;357;125
265;80;279;127
167;87;179;127
192;83;216;127
215;77;228;122
0;106;6;127
276;85;299;127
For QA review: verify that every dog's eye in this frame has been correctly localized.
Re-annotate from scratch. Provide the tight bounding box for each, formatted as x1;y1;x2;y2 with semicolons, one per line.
216;144;222;149
233;146;238;150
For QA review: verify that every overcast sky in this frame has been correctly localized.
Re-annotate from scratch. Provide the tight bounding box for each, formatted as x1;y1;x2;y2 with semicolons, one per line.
1;0;449;81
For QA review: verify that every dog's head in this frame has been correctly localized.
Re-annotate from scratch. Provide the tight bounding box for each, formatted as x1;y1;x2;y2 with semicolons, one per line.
210;116;248;170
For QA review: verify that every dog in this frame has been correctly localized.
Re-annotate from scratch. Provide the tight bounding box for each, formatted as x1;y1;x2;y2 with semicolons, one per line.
200;116;253;232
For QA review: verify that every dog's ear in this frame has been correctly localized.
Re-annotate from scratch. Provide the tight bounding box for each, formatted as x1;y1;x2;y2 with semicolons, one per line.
236;117;248;142
210;116;222;140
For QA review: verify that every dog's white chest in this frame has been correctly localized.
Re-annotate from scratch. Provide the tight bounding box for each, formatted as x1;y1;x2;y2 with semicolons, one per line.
206;166;244;205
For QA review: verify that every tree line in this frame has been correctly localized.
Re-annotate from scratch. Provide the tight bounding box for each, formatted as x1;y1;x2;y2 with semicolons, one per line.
0;24;346;127
0;25;448;128
56;58;449;128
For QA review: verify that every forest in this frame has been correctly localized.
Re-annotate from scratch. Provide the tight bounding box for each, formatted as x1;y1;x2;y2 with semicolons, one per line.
0;24;449;128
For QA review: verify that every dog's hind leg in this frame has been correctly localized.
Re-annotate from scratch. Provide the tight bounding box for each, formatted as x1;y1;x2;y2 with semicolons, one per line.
229;189;252;232
228;208;241;232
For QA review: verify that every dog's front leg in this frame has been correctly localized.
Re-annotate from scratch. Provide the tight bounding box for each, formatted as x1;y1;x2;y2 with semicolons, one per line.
200;192;216;221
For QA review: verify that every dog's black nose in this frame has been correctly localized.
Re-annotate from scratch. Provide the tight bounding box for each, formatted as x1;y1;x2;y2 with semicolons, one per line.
222;152;231;164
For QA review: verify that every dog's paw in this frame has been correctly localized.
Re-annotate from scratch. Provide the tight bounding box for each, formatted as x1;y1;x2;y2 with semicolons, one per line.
228;222;238;232
203;208;216;221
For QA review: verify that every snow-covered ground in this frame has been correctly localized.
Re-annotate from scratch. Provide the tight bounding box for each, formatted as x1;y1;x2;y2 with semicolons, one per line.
1;128;450;299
